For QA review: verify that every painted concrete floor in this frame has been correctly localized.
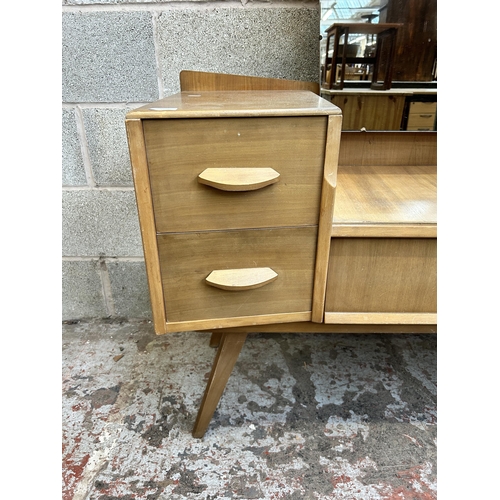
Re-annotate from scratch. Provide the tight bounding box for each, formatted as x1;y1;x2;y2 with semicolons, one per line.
62;319;437;500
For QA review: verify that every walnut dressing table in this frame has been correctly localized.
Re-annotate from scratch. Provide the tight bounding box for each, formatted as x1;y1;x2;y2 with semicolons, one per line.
125;91;437;438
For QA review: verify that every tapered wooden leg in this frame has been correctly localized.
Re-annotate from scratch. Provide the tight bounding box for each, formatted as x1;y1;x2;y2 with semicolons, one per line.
209;331;223;348
192;332;248;438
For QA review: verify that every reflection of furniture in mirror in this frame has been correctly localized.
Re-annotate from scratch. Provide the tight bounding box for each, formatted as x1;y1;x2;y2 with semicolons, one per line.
179;70;320;95
334;65;367;82
321;87;437;130
319;0;437;131
322;23;402;90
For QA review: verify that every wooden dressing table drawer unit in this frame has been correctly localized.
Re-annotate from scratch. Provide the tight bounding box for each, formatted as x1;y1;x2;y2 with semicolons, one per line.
125;91;437;438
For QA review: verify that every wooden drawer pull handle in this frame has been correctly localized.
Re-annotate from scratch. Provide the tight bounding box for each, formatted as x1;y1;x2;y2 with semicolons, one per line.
198;168;280;191
206;267;278;291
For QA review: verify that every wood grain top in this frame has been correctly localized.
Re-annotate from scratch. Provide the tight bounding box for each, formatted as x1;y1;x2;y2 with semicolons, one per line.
126;91;342;119
180;70;320;95
333;164;437;225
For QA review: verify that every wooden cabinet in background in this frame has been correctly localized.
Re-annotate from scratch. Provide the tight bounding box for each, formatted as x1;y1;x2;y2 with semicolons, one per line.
322;88;437;131
327;93;406;130
378;0;437;82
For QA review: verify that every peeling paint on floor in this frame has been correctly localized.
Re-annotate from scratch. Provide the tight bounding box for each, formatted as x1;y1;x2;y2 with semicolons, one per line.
62;319;437;499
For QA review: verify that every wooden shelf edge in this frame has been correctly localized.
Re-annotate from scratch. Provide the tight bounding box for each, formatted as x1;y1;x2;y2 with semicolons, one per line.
325;312;437;325
331;223;437;238
163;311;313;334
215;322;437;334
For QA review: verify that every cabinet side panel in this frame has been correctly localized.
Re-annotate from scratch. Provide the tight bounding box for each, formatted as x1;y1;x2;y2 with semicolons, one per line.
125;118;167;334
338;131;437;167
311;114;342;323
179;70;320;94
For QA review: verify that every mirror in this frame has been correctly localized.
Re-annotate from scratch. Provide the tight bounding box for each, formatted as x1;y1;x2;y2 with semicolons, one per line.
318;0;437;131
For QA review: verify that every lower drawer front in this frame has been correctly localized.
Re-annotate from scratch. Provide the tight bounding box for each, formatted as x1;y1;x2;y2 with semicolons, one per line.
144;116;327;233
407;113;436;129
325;238;437;313
157;227;318;323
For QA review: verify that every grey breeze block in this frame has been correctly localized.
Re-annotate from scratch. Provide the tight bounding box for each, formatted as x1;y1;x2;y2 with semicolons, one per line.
156;7;321;95
82;107;134;186
62;108;86;186
62;189;143;257
62;260;107;319
107;260;152;318
62;11;158;103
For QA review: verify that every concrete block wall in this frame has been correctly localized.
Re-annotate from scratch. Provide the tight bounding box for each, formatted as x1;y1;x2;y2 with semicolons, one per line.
62;0;321;321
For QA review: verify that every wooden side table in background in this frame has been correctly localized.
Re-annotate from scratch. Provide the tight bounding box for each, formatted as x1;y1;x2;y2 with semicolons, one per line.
322;22;402;91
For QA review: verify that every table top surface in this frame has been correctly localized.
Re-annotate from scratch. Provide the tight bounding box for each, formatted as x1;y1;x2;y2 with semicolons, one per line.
126;91;342;119
333;164;437;225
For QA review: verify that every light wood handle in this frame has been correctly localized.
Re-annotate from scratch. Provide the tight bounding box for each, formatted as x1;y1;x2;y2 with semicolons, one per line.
205;267;278;291
198;168;280;191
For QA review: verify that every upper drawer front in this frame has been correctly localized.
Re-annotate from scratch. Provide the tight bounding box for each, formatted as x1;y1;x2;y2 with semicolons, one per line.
157;227;318;324
406;113;436;129
409;101;437;114
143;116;327;233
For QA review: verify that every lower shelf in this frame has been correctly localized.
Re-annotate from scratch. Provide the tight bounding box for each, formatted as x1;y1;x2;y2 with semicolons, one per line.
325;237;437;316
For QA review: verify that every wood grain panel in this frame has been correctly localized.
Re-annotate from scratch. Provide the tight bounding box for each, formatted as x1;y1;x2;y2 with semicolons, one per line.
324;312;437;324
333;165;436;225
180;70;320;95
164;312;312;334
328;94;405;130
331;223;436;238
338;131;437;167
158;227;318;324
325;238;436;314
144;116;327;232
126;91;340;120
378;0;437;82
409;101;437;114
